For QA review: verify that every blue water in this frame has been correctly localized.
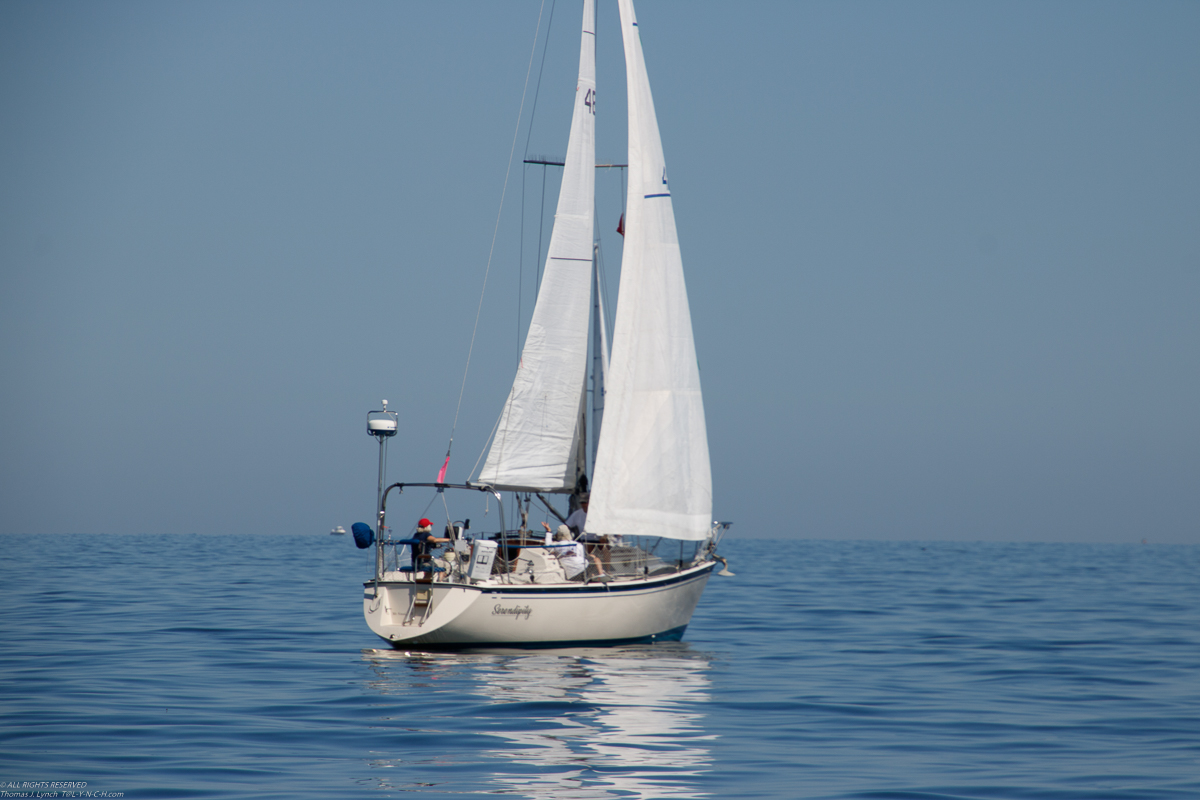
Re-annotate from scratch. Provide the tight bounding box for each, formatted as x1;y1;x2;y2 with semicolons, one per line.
1;536;1197;799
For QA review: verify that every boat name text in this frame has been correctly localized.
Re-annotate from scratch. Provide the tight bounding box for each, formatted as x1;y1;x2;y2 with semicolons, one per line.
492;604;532;620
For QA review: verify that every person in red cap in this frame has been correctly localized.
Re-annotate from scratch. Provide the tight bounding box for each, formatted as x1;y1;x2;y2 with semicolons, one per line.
411;518;450;574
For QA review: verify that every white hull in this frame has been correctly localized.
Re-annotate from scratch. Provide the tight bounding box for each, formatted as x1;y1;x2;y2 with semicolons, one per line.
363;562;714;647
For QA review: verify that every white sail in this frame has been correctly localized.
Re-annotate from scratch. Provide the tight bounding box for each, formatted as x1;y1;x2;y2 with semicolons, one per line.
478;0;597;493
585;0;713;541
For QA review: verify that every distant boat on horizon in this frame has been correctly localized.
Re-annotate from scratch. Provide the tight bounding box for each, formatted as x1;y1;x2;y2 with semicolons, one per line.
330;526;346;536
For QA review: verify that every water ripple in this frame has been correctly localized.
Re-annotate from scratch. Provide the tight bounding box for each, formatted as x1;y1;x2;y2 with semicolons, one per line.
1;536;1198;798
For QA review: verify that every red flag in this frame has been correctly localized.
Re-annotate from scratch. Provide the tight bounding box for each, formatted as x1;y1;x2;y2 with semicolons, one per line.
616;213;624;237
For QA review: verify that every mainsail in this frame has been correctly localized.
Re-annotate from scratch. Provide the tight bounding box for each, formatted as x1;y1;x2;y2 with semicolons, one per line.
478;0;597;493
585;0;713;541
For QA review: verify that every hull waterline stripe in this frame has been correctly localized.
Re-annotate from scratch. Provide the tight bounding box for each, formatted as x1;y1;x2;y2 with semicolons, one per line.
383;624;689;651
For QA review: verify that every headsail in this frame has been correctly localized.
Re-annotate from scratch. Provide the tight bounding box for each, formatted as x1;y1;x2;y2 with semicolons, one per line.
586;0;713;540
477;0;597;493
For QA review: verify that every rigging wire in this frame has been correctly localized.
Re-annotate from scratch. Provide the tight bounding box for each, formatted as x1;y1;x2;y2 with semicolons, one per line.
442;0;552;481
468;405;506;482
518;0;558;364
440;491;453;534
536;168;548;292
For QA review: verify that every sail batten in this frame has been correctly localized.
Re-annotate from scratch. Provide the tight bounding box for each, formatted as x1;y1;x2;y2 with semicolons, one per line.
585;0;713;541
477;0;596;493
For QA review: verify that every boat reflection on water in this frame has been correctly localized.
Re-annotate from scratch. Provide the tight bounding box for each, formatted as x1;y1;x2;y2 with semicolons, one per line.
361;645;714;798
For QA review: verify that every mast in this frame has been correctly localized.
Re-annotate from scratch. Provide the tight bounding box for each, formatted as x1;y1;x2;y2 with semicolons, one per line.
590;242;609;476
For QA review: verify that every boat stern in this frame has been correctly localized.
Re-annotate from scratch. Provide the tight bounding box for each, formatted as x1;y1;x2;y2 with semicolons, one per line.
363;580;480;645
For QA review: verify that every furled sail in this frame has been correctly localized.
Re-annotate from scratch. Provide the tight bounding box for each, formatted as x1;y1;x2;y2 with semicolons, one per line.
585;0;713;541
477;0;596;493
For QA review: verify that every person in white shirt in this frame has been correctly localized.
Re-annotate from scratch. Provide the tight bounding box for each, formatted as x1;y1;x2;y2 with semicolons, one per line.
552;525;603;581
564;497;588;536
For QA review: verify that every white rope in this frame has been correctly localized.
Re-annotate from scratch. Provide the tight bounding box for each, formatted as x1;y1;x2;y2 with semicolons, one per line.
442;0;550;476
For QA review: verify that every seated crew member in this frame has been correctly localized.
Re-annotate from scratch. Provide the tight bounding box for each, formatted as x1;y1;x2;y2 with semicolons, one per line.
411;517;450;575
540;493;588;544
552;525;604;581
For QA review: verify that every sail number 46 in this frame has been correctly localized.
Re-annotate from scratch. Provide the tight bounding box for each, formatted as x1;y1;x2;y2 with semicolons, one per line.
584;88;596;115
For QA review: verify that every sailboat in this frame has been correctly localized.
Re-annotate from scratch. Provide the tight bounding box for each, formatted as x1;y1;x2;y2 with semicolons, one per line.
359;0;729;647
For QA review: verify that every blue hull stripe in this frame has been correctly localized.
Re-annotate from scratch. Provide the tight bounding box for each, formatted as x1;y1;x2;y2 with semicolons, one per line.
368;562;714;597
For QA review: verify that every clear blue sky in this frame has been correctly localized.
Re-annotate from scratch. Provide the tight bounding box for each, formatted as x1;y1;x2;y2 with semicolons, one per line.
2;1;1197;542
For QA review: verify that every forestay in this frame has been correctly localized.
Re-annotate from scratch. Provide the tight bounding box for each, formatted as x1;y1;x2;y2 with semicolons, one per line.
586;0;713;541
478;0;597;493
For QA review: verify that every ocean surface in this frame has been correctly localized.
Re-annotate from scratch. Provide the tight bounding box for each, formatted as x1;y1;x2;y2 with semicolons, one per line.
1;535;1197;799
